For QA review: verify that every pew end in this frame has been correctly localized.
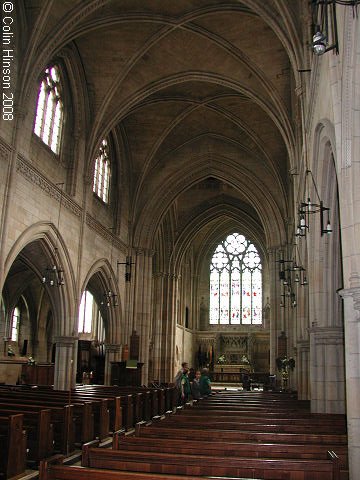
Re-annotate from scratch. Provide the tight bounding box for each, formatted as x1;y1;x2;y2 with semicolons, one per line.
39;454;65;480
82;439;100;467
112;428;126;449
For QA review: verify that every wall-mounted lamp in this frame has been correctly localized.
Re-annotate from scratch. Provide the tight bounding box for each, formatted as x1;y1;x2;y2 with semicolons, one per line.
42;183;65;287
311;1;339;56
277;243;308;308
117;256;134;282
101;289;118;308
296;170;332;239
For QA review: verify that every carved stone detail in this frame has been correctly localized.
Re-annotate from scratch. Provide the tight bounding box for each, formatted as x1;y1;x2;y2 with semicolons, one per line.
16;155;81;217
85;213;127;251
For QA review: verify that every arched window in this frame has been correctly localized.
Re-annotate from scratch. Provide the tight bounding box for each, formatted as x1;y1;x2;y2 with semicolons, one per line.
11;306;20;341
34;65;63;154
93;139;110;203
78;290;105;341
210;233;262;325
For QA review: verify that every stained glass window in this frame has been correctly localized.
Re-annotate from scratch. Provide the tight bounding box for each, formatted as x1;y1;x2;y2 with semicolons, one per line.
210;233;262;324
34;65;63;154
93;139;110;203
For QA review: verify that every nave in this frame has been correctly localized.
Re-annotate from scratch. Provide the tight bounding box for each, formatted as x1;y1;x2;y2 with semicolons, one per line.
1;384;349;480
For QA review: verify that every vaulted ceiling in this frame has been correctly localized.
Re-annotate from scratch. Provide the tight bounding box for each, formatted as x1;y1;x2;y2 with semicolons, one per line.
21;0;308;255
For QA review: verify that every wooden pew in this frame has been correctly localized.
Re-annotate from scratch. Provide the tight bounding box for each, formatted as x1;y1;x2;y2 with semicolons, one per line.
113;431;349;470
81;440;340;480
0;403;53;463
0;414;27;479
9;385;117;439
0;393;75;454
135;422;348;446
178;408;347;426
159;414;346;434
0;389;91;446
39;454;257;480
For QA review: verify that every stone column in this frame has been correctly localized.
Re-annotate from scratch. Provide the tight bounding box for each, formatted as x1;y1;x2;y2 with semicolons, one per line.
308;324;345;413
151;273;166;383
268;248;281;374
53;336;78;390
339;287;360;480
104;343;122;385
162;273;179;382
296;339;310;400
132;248;154;385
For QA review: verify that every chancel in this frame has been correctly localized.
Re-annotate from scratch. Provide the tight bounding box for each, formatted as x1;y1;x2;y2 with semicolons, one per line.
0;1;359;479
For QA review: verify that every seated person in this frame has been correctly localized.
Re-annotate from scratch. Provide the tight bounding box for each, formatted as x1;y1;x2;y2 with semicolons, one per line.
199;368;211;396
191;370;202;400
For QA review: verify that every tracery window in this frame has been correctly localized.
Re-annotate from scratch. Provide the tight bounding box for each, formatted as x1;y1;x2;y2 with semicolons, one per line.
210;233;262;325
93;139;110;203
34;65;63;154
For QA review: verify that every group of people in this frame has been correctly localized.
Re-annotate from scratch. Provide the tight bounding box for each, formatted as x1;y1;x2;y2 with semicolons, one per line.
174;362;212;405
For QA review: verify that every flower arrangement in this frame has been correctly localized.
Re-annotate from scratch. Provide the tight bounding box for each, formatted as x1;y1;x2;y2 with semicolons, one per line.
7;345;15;357
27;356;36;365
276;356;295;372
217;354;226;364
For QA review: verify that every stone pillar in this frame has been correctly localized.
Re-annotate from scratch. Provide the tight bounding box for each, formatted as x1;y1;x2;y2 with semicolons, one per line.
132;249;154;385
151;273;166;383
268;248;281;374
297;340;310;400
308;324;345;413
53;336;78;390
104;343;122;385
161;273;179;382
339;287;360;480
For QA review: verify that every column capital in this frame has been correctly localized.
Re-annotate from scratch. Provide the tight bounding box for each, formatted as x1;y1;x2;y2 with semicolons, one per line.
308;325;344;345
338;286;360;313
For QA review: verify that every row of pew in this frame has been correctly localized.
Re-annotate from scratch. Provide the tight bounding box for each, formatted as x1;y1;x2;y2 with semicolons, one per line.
40;389;349;480
0;383;176;479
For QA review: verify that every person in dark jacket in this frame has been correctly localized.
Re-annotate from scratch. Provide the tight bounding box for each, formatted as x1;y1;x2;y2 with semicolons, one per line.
199;368;211;396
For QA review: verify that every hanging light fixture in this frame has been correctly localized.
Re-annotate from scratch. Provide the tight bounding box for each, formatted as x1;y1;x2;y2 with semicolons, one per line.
42;183;65;287
117;256;134;282
101;229;118;308
311;0;339;56
296;169;332;239
101;289;118;308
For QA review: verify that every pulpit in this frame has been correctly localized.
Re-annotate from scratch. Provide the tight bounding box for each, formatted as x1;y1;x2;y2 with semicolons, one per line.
110;360;143;386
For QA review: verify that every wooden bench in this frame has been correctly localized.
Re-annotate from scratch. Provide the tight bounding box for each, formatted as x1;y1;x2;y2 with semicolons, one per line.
75;385;165;425
81;440;340;479
39;454;260;480
178;408;347;426
13;385;119;438
0;403;53;463
0;388;96;444
135;422;348;446
160;414;346;434
113;430;349;470
0;394;75;454
0;414;27;479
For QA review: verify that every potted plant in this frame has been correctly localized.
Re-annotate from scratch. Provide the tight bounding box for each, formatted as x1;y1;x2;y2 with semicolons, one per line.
276;356;295;391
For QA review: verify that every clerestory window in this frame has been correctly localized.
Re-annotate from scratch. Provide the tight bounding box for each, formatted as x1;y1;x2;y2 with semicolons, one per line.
93;139;110;203
210;233;262;325
34;65;63;154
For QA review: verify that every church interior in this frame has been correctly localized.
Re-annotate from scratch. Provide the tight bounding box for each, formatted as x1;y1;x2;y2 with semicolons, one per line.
1;1;360;479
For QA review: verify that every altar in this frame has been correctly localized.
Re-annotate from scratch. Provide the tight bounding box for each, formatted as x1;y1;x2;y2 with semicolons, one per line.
212;363;252;383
